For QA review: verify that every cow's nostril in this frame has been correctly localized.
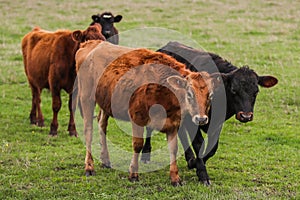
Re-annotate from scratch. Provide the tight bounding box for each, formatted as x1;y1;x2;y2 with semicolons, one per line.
237;112;253;122
192;115;208;125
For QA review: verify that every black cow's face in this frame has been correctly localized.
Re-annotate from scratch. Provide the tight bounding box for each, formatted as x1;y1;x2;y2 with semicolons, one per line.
91;12;122;39
224;67;278;123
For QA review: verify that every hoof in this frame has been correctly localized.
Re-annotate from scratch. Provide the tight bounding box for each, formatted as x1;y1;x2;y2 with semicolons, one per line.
36;120;44;127
85;170;96;177
101;163;112;169
129;174;139;182
202;179;211;186
171;180;182;187
49;132;58;137
69;130;78;137
140;153;151;164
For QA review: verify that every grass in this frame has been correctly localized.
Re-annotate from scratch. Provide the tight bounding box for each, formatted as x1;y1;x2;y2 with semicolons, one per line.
0;0;299;199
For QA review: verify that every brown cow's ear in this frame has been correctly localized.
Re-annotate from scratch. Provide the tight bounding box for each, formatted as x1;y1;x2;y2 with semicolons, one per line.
72;30;83;42
258;76;278;88
114;15;122;23
210;72;224;89
167;75;187;90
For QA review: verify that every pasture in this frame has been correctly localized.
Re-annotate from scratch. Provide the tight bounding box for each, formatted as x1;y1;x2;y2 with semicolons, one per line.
0;0;299;199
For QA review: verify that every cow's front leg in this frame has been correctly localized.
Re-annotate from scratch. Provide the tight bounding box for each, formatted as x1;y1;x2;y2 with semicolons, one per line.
167;131;182;186
185;124;210;185
129;123;144;182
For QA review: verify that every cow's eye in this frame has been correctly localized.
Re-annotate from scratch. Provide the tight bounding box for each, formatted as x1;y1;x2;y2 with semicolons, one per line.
209;93;213;100
187;90;194;99
231;88;236;94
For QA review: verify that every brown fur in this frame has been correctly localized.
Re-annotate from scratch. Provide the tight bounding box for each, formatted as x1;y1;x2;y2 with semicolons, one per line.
21;24;105;136
93;48;217;185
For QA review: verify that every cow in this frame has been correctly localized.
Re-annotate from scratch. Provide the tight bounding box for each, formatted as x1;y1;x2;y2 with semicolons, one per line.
21;24;106;137
141;41;278;185
90;12;122;44
75;41;222;186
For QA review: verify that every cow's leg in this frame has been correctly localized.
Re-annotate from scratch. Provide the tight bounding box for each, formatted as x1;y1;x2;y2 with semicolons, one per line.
29;85;44;127
185;125;210;185
67;93;78;137
177;125;195;166
167;131;182;186
49;89;61;136
203;140;219;164
98;109;111;168
140;127;153;163
82;97;95;176
129;123;144;182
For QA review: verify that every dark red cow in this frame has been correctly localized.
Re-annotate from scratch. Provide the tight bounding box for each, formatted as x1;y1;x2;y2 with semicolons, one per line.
21;24;105;136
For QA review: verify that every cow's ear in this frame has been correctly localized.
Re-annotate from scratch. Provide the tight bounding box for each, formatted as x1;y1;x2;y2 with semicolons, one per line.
92;15;99;22
167;75;187;90
258;76;278;88
72;30;83;42
209;72;224;89
114;15;122;23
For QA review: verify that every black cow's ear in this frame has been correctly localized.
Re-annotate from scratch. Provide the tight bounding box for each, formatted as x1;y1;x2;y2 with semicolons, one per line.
72;30;83;42
258;76;278;88
114;15;122;23
92;15;99;22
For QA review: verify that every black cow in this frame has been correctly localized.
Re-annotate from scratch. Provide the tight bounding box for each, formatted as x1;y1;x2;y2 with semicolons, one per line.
141;41;278;185
90;12;122;44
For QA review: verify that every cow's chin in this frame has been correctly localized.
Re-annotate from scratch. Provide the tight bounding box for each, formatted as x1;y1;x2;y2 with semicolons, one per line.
235;112;253;123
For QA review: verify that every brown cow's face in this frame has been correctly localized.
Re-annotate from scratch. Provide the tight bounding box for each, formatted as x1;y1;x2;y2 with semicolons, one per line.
72;24;106;43
167;72;219;125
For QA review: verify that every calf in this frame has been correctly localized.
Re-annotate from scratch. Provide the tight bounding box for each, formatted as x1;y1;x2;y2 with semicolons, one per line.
21;24;105;136
141;41;278;185
75;42;221;186
90;12;122;44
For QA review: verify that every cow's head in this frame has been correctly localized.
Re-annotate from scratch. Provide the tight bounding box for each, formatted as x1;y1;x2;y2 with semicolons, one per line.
91;12;122;39
167;71;221;125
223;66;278;122
72;24;106;43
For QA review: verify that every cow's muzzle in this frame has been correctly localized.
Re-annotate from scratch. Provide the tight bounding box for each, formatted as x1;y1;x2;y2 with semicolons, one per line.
192;115;209;125
236;112;253;123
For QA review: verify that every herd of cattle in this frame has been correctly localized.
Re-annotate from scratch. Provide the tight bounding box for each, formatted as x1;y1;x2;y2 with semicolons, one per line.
21;12;278;186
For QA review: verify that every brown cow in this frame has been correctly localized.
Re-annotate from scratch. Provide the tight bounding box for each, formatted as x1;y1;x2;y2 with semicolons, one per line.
21;24;105;136
75;42;221;186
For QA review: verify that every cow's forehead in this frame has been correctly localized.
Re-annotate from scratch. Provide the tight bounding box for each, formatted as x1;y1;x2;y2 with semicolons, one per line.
102;14;112;19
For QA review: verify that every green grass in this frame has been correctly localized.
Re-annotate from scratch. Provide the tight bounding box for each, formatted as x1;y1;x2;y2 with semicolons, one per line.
0;0;299;199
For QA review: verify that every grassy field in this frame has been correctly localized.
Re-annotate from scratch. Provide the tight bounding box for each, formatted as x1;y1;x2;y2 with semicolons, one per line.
0;0;299;199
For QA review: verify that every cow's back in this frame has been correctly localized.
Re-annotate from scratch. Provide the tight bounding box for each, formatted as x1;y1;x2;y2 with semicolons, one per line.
75;41;134;102
157;41;237;74
22;28;75;90
96;49;184;130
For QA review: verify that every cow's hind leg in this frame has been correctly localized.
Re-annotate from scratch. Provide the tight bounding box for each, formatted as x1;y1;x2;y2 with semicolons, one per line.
140;127;153;163
167;131;182;186
82;97;96;176
49;89;61;136
29;85;44;127
67;93;78;137
98;109;111;168
129;123;144;182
